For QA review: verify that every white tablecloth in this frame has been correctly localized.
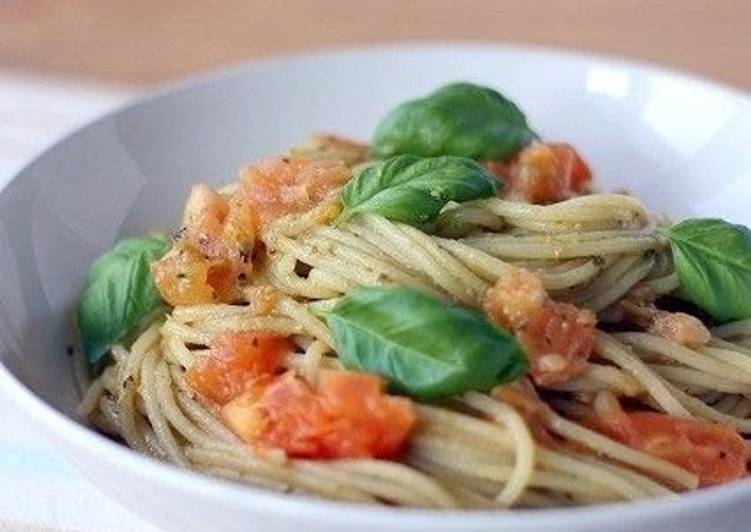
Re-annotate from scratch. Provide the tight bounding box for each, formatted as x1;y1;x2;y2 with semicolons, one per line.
0;73;161;532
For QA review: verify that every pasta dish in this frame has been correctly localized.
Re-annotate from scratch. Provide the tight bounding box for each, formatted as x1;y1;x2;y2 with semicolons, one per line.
75;83;751;509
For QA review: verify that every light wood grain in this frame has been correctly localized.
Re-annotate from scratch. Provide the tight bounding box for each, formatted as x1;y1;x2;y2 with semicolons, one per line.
1;0;750;88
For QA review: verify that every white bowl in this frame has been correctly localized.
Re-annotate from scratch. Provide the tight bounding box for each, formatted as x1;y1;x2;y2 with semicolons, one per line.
1;44;750;532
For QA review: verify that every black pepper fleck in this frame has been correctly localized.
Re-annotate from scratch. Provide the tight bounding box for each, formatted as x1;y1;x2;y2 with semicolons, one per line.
173;226;187;240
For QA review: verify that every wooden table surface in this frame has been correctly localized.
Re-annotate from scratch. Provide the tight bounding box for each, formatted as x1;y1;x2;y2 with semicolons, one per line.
1;0;750;89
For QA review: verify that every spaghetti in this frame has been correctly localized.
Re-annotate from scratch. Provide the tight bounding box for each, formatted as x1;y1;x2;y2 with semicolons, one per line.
75;83;751;510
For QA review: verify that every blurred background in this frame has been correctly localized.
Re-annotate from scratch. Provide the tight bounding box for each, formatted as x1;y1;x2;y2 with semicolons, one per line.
2;0;750;177
1;0;750;87
0;2;749;531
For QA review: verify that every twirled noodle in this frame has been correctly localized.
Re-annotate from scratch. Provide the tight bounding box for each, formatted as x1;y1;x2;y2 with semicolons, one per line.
77;191;751;508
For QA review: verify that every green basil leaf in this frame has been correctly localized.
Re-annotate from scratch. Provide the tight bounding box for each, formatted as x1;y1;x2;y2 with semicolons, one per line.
339;154;497;226
371;82;538;160
320;287;527;399
76;236;170;371
664;218;751;322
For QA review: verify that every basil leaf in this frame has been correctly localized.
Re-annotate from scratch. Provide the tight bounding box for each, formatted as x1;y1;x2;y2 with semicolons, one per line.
664;218;751;322
339;154;497;226
320;287;527;399
371;82;538;160
76;236;170;370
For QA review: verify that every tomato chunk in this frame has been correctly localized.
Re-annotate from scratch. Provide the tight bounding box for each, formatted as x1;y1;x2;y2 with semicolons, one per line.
221;370;417;459
484;268;596;386
154;157;347;306
518;302;596;387
222;192;258;258
180;183;257;259
151;242;239;306
182;183;230;258
240;157;350;226
152;244;217;306
152;182;257;306
484;268;547;331
484;143;592;204
186;332;293;405
586;410;748;486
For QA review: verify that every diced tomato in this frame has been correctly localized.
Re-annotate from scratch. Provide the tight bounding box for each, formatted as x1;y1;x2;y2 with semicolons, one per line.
204;258;237;303
154;158;347;306
152;244;217;306
586;410;748;486
484;268;547;331
240;157;350;226
518;302;596;387
548;143;591;195
484;143;592;204
181;183;257;260
182;184;230;258
221;370;417;459
153;181;258;306
222;192;257;259
151;242;238;306
220;384;274;441
186;332;293;405
484;268;596;386
315;371;416;457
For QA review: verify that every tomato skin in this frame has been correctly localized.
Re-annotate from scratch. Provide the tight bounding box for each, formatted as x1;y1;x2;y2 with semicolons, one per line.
222;370;417;459
586;411;748;486
484;143;592;204
186;332;293;405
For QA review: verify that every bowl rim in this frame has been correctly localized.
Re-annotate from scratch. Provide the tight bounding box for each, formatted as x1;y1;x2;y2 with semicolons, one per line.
1;41;751;528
